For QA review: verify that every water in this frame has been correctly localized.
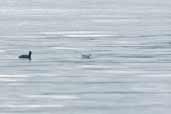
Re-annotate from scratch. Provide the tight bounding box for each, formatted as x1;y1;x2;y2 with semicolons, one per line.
0;0;171;114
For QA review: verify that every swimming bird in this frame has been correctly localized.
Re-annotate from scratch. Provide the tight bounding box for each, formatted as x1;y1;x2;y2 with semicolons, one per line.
82;54;92;59
19;51;32;60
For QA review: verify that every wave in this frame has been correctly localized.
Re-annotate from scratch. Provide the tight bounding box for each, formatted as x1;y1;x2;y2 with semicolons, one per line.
41;31;113;35
64;34;114;38
0;104;64;108
0;74;30;78
0;50;5;53
26;95;79;100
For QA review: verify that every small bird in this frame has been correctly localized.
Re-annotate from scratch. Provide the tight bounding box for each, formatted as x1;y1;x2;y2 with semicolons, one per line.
19;51;32;60
82;54;92;59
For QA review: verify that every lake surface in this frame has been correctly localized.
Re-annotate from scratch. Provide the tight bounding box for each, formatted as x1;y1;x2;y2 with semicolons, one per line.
0;0;171;114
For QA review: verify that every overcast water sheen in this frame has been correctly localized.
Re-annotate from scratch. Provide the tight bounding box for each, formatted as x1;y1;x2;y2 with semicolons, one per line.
0;0;171;114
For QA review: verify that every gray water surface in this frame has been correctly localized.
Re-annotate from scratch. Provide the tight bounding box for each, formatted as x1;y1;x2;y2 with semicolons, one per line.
1;0;171;114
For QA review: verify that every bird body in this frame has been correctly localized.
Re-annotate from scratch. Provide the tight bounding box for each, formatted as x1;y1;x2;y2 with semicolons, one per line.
82;54;92;59
19;51;32;60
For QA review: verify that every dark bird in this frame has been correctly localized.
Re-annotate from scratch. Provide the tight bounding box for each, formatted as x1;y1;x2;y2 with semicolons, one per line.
19;51;32;60
82;54;92;59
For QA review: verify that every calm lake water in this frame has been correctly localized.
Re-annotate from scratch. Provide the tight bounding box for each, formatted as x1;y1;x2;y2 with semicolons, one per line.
0;0;171;114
